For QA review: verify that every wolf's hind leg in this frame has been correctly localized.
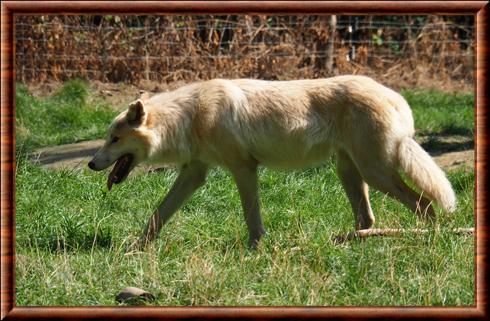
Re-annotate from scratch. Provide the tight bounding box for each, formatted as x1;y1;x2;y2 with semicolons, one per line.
229;164;266;249
357;162;435;221
336;150;375;230
137;161;208;248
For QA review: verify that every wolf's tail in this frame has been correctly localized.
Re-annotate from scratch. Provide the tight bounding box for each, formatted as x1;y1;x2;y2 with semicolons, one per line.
397;136;456;213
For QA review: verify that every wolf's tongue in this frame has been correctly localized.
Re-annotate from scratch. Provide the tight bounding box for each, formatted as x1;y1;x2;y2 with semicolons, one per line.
107;156;127;191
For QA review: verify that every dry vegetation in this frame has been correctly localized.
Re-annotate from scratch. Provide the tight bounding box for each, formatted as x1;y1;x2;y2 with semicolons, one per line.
16;15;474;92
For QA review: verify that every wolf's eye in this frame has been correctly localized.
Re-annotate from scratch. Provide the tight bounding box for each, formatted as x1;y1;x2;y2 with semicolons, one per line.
111;137;120;144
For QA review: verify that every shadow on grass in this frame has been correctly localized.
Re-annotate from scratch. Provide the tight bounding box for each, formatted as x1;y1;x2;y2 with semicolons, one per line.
418;125;473;137
417;124;474;156
439;125;474;137
420;139;474;156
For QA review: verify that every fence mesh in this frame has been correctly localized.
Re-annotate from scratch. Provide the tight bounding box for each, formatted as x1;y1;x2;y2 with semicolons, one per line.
15;15;474;90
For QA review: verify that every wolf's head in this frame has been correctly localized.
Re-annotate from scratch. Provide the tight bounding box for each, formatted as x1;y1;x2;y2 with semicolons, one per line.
88;99;153;190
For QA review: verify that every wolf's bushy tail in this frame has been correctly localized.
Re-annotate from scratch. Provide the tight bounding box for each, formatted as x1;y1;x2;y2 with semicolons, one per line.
397;136;456;213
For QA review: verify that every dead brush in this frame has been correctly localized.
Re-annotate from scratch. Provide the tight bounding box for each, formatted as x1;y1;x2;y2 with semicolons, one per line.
15;15;474;91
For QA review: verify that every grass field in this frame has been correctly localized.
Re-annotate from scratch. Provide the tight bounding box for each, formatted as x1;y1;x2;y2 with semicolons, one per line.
15;80;475;306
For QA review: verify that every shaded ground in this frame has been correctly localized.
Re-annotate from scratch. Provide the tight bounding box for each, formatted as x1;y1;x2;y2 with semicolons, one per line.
417;134;474;172
29;139;165;173
29;139;104;170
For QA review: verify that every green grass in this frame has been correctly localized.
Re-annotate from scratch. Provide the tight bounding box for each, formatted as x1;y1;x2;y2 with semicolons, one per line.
15;82;475;306
16;79;117;154
402;89;474;136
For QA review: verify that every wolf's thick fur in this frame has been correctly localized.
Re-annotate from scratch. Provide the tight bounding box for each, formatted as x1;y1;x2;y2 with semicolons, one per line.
89;75;456;248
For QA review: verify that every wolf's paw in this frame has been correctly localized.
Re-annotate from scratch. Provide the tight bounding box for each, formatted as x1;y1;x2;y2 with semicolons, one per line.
247;227;266;249
125;239;146;254
248;232;266;250
248;238;260;250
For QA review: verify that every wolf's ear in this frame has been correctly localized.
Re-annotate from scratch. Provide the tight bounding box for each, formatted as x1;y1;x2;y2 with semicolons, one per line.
139;90;151;100
128;99;146;126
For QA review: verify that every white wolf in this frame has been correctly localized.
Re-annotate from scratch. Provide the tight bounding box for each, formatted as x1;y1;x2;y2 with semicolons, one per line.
89;76;456;248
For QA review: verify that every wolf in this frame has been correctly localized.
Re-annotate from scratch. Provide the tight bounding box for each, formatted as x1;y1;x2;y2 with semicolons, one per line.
88;75;456;249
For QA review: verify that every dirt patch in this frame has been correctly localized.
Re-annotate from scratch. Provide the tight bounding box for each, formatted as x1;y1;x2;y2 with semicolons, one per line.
91;80;192;110
432;150;473;172
30;140;105;171
26;81;64;98
26;81;143;111
417;134;474;171
30;140;167;173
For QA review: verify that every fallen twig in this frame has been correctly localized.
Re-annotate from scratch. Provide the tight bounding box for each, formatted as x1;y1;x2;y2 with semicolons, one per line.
333;227;474;244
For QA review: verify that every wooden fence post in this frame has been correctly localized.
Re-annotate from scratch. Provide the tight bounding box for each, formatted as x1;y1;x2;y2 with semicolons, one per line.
326;15;337;73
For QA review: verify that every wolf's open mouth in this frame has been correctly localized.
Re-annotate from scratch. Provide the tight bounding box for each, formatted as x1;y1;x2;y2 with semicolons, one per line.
107;154;134;190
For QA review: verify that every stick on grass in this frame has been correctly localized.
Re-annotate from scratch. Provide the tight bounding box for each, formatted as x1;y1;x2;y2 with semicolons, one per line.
333;227;474;244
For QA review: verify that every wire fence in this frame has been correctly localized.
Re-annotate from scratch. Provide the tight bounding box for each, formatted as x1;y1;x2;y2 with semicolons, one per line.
15;15;474;90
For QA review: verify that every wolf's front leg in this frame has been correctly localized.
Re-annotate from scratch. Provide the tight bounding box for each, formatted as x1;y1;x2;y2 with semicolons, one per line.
135;162;208;249
230;164;266;249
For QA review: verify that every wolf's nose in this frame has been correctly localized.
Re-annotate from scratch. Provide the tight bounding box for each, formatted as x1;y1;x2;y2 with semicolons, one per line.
88;161;96;170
